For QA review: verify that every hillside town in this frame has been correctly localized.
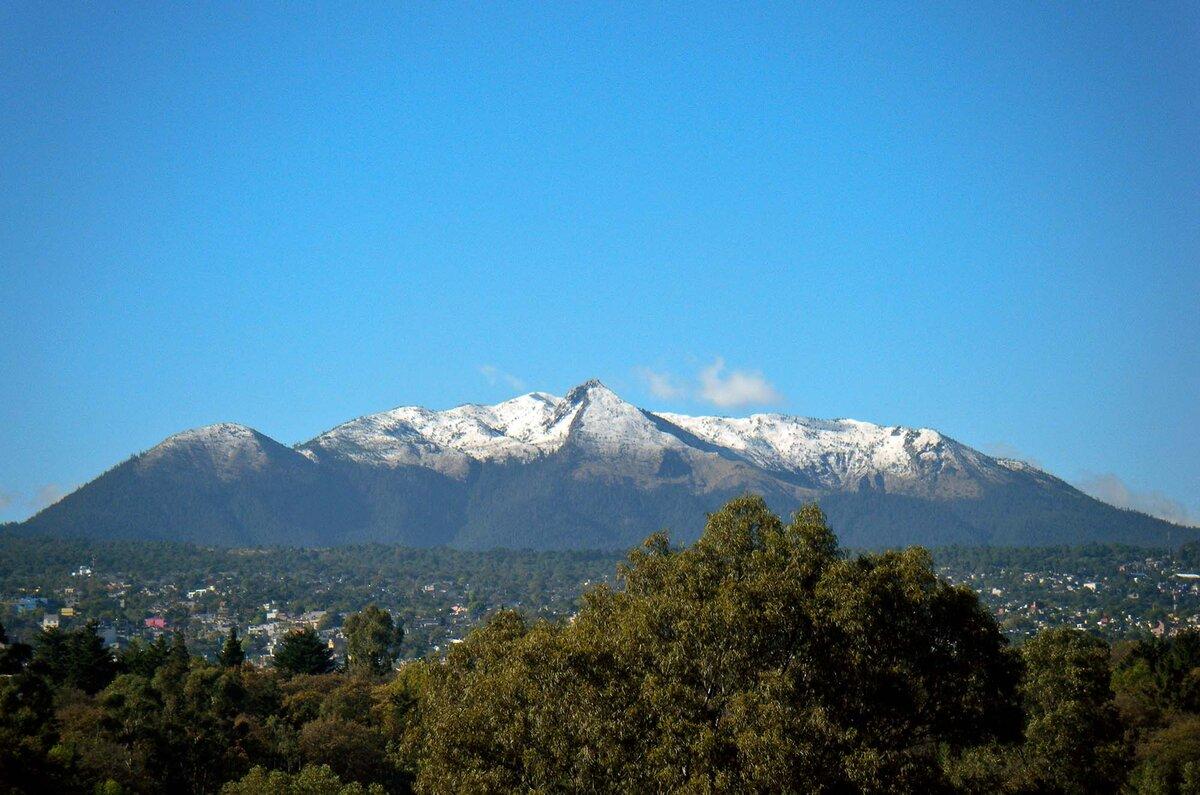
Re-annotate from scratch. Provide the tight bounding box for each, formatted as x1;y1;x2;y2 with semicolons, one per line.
0;540;614;662
4;540;1199;665
939;553;1200;639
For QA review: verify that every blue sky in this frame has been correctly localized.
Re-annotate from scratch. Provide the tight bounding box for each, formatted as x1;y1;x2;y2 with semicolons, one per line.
1;4;1197;524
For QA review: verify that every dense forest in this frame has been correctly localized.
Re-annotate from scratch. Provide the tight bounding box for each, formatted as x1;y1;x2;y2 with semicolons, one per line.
2;498;1200;792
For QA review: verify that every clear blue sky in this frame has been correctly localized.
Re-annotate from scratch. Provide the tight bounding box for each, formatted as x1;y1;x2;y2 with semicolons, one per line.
2;4;1197;524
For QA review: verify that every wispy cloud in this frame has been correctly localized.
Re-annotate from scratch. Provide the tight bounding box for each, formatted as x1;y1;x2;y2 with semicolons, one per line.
32;483;68;511
698;358;783;408
1075;472;1196;527
637;358;783;409
0;484;75;521
635;367;688;400
479;364;526;391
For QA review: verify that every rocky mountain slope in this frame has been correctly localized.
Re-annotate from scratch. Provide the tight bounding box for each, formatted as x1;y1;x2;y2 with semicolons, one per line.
18;381;1191;549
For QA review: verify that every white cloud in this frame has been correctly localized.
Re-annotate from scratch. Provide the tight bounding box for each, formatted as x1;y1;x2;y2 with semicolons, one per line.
32;483;68;511
636;367;688;400
32;485;68;511
697;358;783;409
635;358;783;409
479;364;526;391
1075;472;1196;527
0;484;75;520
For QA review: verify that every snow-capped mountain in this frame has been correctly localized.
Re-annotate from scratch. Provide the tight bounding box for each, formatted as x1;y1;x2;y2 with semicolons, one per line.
17;380;1191;550
141;423;306;478
305;381;693;467
301;380;1034;499
655;412;1024;498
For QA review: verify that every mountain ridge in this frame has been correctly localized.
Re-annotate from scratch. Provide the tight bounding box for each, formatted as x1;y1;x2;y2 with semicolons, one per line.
17;380;1194;550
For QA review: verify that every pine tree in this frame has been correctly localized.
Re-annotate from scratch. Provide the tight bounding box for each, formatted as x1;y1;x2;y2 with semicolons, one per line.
169;631;189;666
31;621;117;694
218;626;245;668
273;627;334;676
154;631;192;688
120;635;170;677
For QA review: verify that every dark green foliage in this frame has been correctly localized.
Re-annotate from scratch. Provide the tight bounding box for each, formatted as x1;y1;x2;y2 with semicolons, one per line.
158;631;192;683
119;635;170;677
1128;716;1200;794
1020;628;1130;793
221;764;387;794
219;626;245;668
29;621;118;694
0;619;34;675
1111;630;1200;793
1179;541;1200;570
0;640;32;675
274;627;335;677
411;497;1023;791
0;671;61;792
343;605;403;676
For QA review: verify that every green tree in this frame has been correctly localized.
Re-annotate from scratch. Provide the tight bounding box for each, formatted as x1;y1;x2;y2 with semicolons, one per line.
298;716;390;786
221;764;385;795
343;606;403;677
30;621;117;694
119;635;170;677
1021;628;1130;794
0;672;58;791
0;619;32;675
274;628;335;677
1129;715;1200;795
218;627;245;668
412;496;1021;792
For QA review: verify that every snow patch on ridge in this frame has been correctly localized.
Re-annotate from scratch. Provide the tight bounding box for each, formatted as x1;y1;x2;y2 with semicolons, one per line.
656;413;963;488
140;423;280;478
293;380;1022;494
302;381;688;470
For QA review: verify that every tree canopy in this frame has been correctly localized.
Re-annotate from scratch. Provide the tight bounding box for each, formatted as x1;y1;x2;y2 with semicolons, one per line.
344;605;403;677
412;497;1023;791
218;626;245;668
273;627;335;677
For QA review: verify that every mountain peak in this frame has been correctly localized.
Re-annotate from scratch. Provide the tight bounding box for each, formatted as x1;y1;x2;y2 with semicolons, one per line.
139;422;296;478
562;378;618;403
23;385;1192;550
158;423;263;447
